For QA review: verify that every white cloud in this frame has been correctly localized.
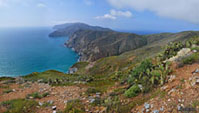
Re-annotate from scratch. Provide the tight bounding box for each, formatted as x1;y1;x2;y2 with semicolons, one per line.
37;3;47;8
108;0;199;24
96;14;116;20
110;9;132;17
96;9;132;20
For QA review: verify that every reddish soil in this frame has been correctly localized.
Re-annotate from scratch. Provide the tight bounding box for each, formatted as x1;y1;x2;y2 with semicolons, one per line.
132;63;199;113
0;82;86;113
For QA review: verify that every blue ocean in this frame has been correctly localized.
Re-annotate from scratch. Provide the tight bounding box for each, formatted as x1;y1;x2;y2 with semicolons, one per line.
0;27;78;77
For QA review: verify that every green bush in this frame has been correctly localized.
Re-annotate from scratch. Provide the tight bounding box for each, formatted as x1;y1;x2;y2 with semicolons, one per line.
1;99;38;113
128;59;153;84
124;85;141;98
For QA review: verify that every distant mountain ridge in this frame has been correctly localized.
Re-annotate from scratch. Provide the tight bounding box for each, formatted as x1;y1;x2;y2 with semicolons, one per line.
49;23;199;61
49;23;112;37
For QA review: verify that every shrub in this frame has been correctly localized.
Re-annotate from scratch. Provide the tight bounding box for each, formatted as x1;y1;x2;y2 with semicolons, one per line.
124;85;141;98
128;59;153;84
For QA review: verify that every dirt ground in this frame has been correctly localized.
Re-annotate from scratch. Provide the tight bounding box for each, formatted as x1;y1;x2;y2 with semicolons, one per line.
0;82;86;113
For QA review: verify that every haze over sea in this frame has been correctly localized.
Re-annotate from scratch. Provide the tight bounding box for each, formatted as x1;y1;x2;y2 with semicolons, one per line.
0;27;78;77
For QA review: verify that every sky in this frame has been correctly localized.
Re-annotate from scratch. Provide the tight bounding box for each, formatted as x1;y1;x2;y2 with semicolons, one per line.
0;0;199;32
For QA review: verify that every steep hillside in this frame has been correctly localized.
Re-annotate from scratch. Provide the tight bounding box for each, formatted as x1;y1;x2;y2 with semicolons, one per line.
50;23;199;62
72;31;199;76
66;30;147;61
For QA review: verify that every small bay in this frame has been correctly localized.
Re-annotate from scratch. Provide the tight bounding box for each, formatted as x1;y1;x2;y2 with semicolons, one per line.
0;27;78;77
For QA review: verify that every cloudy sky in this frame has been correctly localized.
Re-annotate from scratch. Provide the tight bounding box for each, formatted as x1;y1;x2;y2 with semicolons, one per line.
0;0;199;32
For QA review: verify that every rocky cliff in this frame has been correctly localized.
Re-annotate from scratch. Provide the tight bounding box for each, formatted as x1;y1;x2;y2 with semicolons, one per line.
50;23;199;61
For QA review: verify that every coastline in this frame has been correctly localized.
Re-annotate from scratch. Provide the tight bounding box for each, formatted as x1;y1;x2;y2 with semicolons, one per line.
0;28;79;77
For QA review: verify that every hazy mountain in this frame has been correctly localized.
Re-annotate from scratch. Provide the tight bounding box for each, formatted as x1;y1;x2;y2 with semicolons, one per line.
49;23;112;37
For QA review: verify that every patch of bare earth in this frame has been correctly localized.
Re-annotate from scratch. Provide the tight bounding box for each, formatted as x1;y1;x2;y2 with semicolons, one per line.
0;82;86;113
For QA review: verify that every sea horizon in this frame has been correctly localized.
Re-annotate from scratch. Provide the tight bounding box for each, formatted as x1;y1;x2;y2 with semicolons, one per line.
0;27;78;77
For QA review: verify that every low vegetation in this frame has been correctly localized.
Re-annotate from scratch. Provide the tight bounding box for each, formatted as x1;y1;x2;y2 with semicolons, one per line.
64;99;85;113
181;53;199;65
125;59;171;97
26;92;49;99
22;70;93;86
3;89;13;94
1;99;38;113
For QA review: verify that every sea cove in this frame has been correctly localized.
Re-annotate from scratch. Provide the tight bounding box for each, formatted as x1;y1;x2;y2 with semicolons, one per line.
0;27;78;77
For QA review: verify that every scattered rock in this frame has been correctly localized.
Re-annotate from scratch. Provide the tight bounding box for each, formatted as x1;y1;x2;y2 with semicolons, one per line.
64;100;68;104
144;103;150;109
89;98;95;103
192;68;199;74
168;88;176;95
39;102;43;106
161;85;168;91
138;84;143;90
190;76;199;86
193;50;197;53
153;110;159;113
52;106;56;110
48;100;54;104
177;105;182;111
146;109;150;112
160;106;164;111
37;79;43;83
168;75;176;82
53;110;56;113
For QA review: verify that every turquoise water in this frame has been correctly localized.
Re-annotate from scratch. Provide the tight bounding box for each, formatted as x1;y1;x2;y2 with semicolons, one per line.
0;27;78;77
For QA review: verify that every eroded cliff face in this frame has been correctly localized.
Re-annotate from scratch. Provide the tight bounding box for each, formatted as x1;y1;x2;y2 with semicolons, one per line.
65;30;147;61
